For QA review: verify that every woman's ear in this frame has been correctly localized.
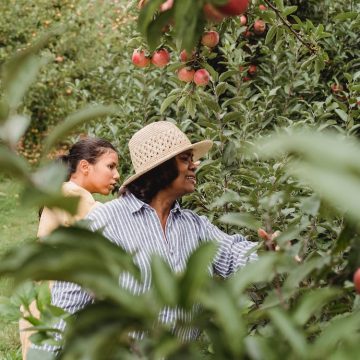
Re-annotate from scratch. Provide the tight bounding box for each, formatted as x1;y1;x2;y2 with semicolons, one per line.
78;159;90;175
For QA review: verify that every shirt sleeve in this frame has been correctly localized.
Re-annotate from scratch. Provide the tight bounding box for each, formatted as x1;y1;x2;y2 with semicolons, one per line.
198;215;258;278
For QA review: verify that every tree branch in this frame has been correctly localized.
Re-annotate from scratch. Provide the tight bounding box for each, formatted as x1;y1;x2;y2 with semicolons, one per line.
263;0;318;54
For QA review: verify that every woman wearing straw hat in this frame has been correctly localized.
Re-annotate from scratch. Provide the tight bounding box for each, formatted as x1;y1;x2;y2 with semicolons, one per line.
47;121;269;349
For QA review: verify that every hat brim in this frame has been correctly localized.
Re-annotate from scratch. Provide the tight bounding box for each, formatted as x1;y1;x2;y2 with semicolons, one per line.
121;139;213;188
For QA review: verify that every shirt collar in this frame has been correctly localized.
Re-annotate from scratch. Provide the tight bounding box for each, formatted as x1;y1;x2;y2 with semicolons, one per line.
124;191;182;215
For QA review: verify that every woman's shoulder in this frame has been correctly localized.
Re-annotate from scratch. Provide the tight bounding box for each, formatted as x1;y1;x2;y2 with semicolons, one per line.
87;196;125;218
179;208;209;226
62;181;92;199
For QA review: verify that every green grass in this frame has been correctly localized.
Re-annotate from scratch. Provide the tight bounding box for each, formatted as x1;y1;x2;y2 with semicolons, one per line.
0;177;38;359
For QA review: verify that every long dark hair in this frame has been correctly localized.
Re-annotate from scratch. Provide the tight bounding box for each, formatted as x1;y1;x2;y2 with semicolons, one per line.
126;157;178;203
39;137;117;218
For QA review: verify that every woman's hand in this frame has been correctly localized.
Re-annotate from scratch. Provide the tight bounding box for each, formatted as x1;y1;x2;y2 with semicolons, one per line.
258;228;280;251
257;228;302;262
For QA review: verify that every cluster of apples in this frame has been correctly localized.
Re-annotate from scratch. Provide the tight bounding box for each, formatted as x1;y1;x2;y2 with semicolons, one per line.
132;30;221;87
238;4;268;81
241;4;267;38
176;30;222;86
132;48;170;68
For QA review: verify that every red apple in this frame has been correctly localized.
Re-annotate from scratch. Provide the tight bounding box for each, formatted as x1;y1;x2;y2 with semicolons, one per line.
248;64;257;75
201;31;220;48
180;49;195;62
354;268;360;294
243;76;251;82
151;49;170;67
243;28;253;38
240;15;247;25
203;3;225;22
259;4;267;11
254;19;266;35
217;0;249;16
160;0;174;12
194;69;210;86
177;67;195;82
132;49;150;68
331;83;343;93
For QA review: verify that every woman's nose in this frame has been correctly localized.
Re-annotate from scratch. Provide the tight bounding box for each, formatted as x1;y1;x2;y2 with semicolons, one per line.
114;169;120;180
190;160;200;170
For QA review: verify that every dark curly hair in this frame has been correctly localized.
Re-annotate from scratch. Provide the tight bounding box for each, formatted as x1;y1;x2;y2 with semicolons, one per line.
126;157;178;203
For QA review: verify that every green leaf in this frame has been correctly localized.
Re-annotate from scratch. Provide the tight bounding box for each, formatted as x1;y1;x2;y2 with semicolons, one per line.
0;97;10;123
215;82;227;97
289;161;360;224
43;105;118;153
229;253;279;296
0;114;31;147
160;94;179;114
220;212;261;231
27;348;56;360
31;162;67;193
222;111;243;123
265;25;277;45
179;242;216;308
274;0;285;12
311;312;360;356
174;0;204;52
0;145;30;180
268;308;308;357
283;6;298;16
293;288;341;326
200;284;245;357
151;255;178;306
268;86;281;97
36;282;52;313
283;257;328;290
219;70;240;82
138;0;164;38
21;186;79;215
334;108;348;122
2;27;63;110
333;12;358;21
184;96;196;118
5;55;47;111
147;10;174;50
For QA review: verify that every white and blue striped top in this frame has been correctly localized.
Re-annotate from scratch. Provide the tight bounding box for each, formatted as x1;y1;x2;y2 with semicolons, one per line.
44;191;258;351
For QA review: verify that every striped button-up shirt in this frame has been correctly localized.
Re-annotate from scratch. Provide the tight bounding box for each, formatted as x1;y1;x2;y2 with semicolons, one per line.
43;192;257;351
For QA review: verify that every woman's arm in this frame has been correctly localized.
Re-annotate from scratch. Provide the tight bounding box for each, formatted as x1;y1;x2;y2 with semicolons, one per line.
199;216;258;278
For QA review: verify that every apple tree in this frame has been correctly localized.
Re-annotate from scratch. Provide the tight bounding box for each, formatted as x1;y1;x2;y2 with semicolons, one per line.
0;0;360;359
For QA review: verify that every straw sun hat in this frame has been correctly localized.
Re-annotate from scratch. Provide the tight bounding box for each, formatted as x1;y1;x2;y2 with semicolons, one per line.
121;121;213;187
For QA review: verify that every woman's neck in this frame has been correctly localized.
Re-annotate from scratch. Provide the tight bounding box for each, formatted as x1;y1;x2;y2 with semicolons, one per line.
69;174;87;191
149;191;177;230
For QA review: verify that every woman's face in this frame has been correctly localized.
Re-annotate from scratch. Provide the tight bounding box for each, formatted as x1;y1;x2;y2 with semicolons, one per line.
168;150;198;197
87;150;120;195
